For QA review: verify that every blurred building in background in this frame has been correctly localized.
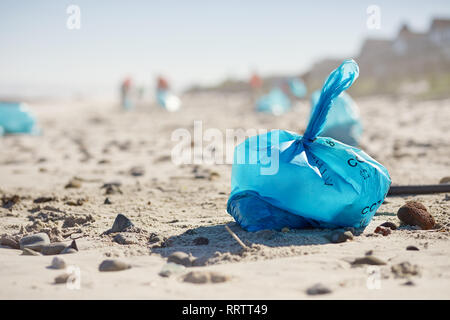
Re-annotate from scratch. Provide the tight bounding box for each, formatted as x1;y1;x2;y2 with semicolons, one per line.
189;18;450;100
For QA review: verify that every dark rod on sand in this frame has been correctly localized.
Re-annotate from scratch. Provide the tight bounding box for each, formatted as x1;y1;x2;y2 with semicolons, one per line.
388;184;450;196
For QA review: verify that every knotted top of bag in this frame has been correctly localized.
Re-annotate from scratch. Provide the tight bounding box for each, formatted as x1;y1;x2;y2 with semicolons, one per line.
303;59;359;144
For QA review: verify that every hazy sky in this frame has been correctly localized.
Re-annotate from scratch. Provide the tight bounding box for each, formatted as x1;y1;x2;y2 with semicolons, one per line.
1;0;449;98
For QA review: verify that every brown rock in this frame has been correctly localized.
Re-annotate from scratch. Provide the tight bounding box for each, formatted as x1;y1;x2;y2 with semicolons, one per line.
379;221;397;230
374;226;391;236
397;201;435;230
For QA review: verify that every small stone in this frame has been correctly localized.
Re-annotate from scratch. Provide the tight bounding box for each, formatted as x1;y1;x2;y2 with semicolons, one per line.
330;230;353;243
21;248;42;256
50;256;66;269
129;166;145;177
41;243;67;255
54;273;70;284
19;233;50;252
60;247;77;254
107;214;134;233
68;239;78;251
374;226;391;236
379;221;397;230
193;237;209;246
281;227;290;233
65;178;82;189
148;233;161;244
99;259;131;272
104;198;112;205
0;235;20;249
306;283;332;295
33;197;55;204
167;251;192;267
397;201;435;230
403;280;415;286
158;262;185;277
351;256;386;266
406;245;419;251
439;176;450;184
182;271;231;284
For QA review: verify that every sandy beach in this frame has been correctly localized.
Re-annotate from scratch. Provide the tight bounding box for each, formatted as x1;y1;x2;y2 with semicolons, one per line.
0;93;449;299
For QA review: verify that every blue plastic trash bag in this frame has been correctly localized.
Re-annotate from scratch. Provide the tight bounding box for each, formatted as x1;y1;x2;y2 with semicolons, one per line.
288;78;307;98
0;102;39;135
227;59;391;231
156;89;181;112
256;88;291;115
310;90;362;146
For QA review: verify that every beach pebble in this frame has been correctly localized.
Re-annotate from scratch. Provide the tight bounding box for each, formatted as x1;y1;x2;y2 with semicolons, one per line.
104;198;112;205
182;271;231;284
21;248;42;256
167;251;192;267
397;201;435;230
306;283;332;295
107;214;134;233
351;256;386;266
68;240;78;251
193;237;209;246
0;235;20;249
406;245;419;251
50;257;66;269
374;226;391;236
65;178;82;189
439;176;450;184
330;230;353;243
19;233;50;252
158;262;185;277
379;221;398;230
54;273;70;284
129;166;145;177
98;259;131;272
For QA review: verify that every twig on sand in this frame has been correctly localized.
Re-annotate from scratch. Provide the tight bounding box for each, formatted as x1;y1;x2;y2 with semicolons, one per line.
388;184;450;196
225;225;248;250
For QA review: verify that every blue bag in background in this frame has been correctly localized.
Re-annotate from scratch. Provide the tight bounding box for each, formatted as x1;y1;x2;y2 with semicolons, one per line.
227;59;391;232
0;102;40;135
288;78;307;99
156;89;181;112
256;88;291;116
310;90;362;146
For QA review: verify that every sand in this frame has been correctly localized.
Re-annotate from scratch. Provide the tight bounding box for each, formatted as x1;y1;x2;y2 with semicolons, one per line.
0;93;449;299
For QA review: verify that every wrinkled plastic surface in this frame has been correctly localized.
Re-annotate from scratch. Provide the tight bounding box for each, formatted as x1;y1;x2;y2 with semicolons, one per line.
156;89;181;112
227;60;391;231
310;90;362;146
256;88;291;115
288;78;307;98
0;102;39;135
